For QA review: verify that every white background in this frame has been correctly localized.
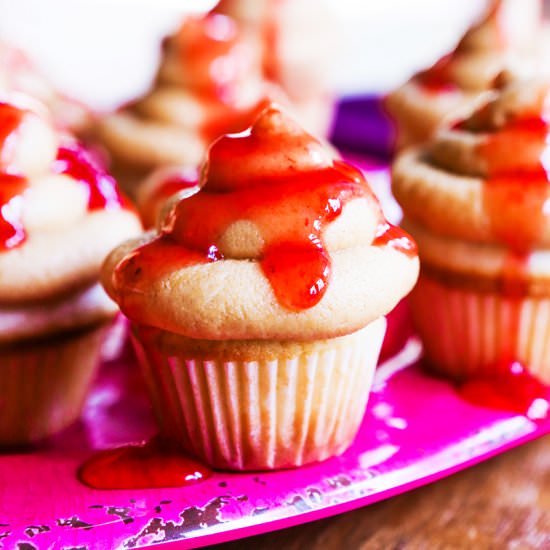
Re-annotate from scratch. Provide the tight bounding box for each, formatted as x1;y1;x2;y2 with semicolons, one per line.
0;0;485;109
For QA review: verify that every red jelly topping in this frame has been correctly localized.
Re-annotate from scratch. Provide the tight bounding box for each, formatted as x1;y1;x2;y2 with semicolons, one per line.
53;143;125;210
79;439;211;490
115;107;414;313
0;173;27;250
452;93;550;415
0;102;25;171
458;361;550;421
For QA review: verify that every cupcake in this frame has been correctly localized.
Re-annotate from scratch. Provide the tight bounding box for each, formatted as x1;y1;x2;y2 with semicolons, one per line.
385;0;543;149
0;41;91;133
102;104;419;470
392;76;550;383
97;12;286;198
214;0;335;135
0;95;141;446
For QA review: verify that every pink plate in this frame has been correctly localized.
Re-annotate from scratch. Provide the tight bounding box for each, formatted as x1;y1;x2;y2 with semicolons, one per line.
1;312;549;549
2;136;549;548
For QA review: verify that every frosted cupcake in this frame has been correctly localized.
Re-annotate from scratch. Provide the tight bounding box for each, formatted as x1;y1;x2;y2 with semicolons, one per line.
385;0;543;149
393;77;550;383
0;96;141;446
102;105;419;471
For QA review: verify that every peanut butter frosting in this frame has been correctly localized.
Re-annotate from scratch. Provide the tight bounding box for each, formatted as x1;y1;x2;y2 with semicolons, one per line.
393;77;550;291
103;106;419;341
385;0;544;147
0;96;141;342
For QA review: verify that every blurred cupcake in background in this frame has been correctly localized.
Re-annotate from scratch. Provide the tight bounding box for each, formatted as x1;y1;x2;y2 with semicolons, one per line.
392;75;550;386
136;165;200;229
0;94;141;446
0;41;91;133
385;0;544;150
97;12;298;200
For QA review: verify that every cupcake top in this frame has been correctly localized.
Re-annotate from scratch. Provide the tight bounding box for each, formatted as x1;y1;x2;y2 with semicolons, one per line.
102;105;419;341
98;13;275;170
393;76;550;288
414;0;542;94
0;95;141;342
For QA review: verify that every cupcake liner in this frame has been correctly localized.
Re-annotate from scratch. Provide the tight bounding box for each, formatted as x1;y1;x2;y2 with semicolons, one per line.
0;324;107;446
410;274;550;383
132;318;386;471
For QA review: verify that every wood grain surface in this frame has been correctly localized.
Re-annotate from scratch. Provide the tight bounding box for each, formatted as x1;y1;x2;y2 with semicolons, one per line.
208;435;550;550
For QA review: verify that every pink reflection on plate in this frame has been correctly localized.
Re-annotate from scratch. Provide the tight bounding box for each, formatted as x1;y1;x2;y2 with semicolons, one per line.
0;311;548;549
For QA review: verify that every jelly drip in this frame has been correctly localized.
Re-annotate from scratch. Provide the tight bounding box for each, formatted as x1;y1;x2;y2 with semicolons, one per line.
466;115;550;417
117;164;371;312
79;438;211;490
458;361;550;421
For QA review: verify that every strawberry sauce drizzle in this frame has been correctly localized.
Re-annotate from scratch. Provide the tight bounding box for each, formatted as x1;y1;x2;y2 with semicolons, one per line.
459;361;550;421
115;108;416;313
456;114;550;418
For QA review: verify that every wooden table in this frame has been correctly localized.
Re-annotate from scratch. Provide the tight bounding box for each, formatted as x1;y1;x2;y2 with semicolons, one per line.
209;435;550;550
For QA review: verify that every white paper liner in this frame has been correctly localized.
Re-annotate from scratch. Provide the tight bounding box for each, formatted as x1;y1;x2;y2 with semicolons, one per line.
410;275;550;383
0;325;106;446
134;317;386;471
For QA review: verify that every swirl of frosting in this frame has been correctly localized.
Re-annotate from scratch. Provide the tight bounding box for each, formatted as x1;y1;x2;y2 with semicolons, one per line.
103;105;418;340
385;0;545;149
0;95;141;342
394;77;550;250
415;0;542;93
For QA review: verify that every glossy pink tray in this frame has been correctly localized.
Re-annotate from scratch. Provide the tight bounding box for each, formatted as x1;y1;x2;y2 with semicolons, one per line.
3;127;550;547
1;317;549;549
